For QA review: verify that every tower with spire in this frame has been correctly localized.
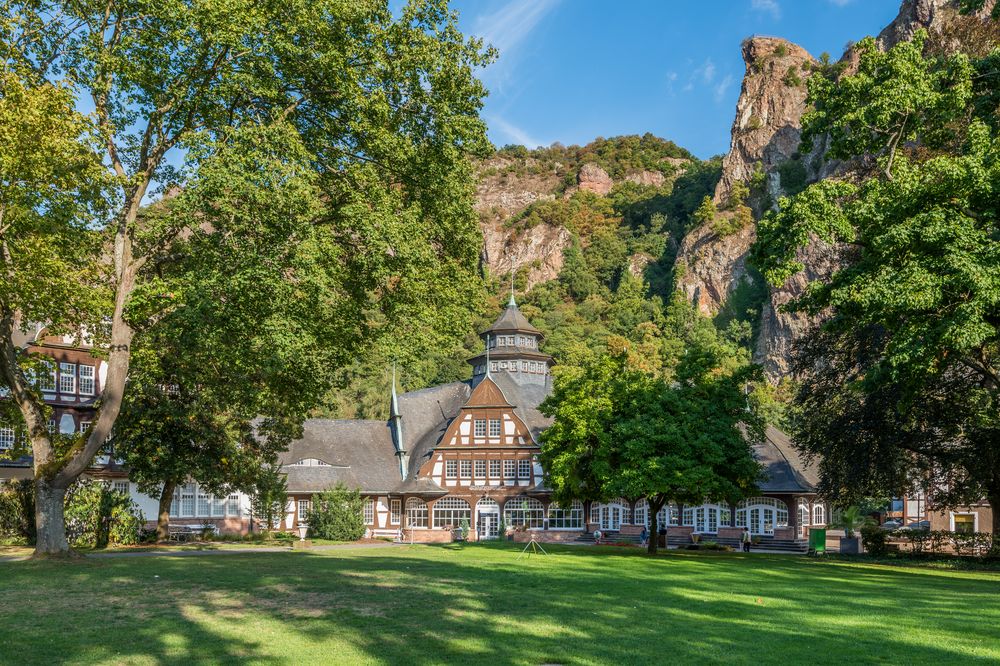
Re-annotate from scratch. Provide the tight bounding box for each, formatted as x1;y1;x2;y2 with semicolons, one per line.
467;289;553;387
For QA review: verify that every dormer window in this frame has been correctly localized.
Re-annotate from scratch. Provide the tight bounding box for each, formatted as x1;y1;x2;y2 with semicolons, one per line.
290;458;331;466
490;361;498;372
474;419;487;437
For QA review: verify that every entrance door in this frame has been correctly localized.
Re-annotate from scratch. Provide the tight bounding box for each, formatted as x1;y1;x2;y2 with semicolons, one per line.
477;512;498;539
600;505;621;531
747;507;775;535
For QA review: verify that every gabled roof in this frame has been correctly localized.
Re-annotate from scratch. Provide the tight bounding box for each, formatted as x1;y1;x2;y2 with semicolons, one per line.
464;376;511;408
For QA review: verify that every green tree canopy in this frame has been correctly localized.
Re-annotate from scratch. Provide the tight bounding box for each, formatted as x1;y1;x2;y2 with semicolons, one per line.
539;297;763;554
0;0;492;555
751;32;1000;532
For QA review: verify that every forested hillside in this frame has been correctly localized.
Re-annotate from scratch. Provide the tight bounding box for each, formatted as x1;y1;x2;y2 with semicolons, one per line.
319;135;727;419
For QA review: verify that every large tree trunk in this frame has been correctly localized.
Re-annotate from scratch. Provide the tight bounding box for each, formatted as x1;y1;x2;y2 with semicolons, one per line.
157;480;175;542
647;496;666;555
34;479;69;557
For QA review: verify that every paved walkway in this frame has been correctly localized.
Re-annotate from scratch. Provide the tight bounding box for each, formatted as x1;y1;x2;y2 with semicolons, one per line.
0;541;403;562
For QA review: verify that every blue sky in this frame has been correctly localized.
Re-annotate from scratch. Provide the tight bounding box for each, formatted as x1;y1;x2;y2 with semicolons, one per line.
450;0;903;159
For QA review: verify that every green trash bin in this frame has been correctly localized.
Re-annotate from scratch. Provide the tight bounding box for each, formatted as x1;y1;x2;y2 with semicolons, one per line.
808;527;827;555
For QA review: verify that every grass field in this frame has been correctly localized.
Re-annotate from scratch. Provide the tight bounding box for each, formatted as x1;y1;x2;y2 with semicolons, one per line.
2;543;1000;665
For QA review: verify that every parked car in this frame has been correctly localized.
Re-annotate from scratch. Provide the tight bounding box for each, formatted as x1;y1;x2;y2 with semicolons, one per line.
906;520;930;530
881;519;903;530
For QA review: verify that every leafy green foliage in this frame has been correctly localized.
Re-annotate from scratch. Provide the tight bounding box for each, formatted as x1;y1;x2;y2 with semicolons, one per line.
539;296;763;553
63;480;144;548
0;479;34;543
1;0;493;553
250;464;289;533
751;32;1000;531
306;484;366;541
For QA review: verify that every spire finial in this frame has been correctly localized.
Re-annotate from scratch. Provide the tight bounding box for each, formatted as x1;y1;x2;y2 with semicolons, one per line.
508;267;517;308
485;334;492;378
390;360;401;416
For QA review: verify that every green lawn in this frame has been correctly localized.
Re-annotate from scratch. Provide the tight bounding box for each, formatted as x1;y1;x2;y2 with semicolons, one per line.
2;543;999;664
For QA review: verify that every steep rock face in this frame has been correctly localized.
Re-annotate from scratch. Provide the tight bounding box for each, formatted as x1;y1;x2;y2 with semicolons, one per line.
480;220;573;288
677;0;993;381
713;38;817;206
566;163;614;197
676;37;816;320
474;157;568;287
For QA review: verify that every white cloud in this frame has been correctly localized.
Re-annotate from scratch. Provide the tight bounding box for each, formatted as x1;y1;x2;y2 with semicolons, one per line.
714;74;735;102
475;0;559;56
488;114;544;148
751;0;781;19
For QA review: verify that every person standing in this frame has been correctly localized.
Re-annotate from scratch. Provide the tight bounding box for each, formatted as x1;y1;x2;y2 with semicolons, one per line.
742;527;752;552
639;526;648;547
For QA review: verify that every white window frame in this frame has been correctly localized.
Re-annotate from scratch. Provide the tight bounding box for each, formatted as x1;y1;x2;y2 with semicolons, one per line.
548;500;584;529
503;496;544;529
503;460;516;479
488;419;501;437
473;419;486;437
112;480;129;495
78;365;95;395
950;511;978;533
517;459;531;479
813;504;826;525
474;460;487;478
489;459;501;478
445;460;458;479
390;499;401;525
226;493;240;517
0;426;15;450
79;421;91;434
38;363;56;392
406;498;428;528
432;497;470;529
59;362;76;394
363;498;375;524
459;460;472;479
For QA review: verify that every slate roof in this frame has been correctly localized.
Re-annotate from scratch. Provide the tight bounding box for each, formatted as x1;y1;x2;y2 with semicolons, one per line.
274;350;816;498
279;419;399;494
482;302;541;336
753;425;818;493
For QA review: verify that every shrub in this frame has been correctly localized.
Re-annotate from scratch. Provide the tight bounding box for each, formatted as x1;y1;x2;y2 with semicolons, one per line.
860;525;889;556
64;480;144;548
306;483;366;541
0;479;35;544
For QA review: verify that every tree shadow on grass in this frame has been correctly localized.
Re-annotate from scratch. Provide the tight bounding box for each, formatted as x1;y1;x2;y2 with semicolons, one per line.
2;543;1000;664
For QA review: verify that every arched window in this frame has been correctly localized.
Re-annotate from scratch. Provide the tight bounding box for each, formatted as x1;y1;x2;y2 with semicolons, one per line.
432;497;470;529
798;504;809;528
613;497;632;525
633;500;647;527
634;500;677;528
504;496;545;529
548;500;584;529
736;497;789;535
681;503;730;533
405;498;428;528
813;504;826;525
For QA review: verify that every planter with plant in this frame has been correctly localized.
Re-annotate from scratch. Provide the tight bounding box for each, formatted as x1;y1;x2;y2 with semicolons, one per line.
831;506;872;555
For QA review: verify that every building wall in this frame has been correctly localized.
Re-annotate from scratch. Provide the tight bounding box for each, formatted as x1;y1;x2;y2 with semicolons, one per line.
928;503;994;534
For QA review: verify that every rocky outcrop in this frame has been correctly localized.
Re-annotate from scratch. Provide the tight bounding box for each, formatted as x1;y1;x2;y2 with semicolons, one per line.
474;157;566;287
674;0;992;381
713;37;817;206
565;163;614;197
480;220;572;288
625;169;666;187
676;37;817;322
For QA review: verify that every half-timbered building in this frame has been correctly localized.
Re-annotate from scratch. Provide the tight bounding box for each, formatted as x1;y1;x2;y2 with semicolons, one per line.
276;295;831;550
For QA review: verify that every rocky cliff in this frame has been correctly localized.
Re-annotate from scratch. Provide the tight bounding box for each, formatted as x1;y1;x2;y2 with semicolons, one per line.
674;0;997;380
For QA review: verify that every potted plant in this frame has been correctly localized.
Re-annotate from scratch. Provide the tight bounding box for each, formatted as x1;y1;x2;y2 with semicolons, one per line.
831;505;872;555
